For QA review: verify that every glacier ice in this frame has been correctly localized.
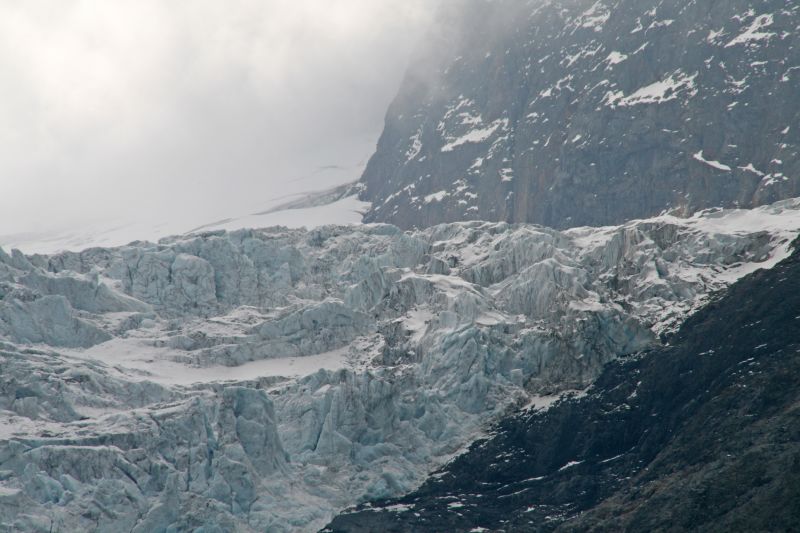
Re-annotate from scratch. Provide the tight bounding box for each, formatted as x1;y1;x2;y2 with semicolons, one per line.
1;199;800;531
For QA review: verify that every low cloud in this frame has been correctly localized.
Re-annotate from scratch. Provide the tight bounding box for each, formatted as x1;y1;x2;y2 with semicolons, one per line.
0;0;435;234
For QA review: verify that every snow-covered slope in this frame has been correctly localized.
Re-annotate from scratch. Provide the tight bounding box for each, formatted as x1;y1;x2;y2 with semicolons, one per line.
1;199;799;531
0;188;369;256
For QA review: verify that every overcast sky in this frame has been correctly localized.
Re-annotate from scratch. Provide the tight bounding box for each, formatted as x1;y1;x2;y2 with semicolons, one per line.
0;0;435;236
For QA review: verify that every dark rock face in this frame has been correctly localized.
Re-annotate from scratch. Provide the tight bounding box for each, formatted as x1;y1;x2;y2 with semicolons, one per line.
323;237;800;531
360;0;800;230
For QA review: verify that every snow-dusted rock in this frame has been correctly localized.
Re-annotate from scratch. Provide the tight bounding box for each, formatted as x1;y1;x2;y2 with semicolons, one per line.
361;0;800;230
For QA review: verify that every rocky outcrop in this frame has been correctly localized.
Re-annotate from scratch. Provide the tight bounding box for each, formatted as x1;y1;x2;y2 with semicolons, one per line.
360;0;800;229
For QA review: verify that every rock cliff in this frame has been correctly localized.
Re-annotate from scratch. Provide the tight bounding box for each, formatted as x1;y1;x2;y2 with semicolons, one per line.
360;0;800;229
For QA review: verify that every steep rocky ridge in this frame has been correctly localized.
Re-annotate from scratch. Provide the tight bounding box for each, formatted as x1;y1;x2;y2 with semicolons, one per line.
0;200;799;531
360;0;800;229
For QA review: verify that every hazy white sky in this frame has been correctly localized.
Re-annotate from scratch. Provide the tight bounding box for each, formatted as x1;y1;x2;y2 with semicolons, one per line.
0;0;435;235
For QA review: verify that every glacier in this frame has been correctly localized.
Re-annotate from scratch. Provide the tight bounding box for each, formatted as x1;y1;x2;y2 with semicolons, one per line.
1;198;800;532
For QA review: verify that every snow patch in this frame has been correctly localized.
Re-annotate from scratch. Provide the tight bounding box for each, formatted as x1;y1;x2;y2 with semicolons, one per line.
441;119;508;152
558;460;583;471
726;14;776;47
739;163;766;177
424;191;449;204
693;151;732;171
605;71;698;107
576;1;610;31
406;130;423;161
605;51;628;66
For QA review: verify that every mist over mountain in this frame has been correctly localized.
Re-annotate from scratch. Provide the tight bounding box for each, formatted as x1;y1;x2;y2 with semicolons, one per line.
0;0;432;238
1;1;799;532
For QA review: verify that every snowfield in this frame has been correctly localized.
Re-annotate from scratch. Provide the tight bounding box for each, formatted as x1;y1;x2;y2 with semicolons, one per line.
1;198;800;531
0;193;370;256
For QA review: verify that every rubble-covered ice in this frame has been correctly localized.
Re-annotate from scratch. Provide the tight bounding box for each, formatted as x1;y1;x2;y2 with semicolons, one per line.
1;199;800;531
